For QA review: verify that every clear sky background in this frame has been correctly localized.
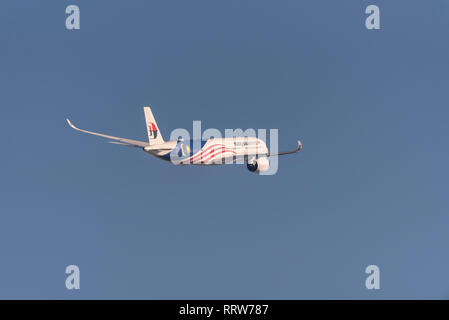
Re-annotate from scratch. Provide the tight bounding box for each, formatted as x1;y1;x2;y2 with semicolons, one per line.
1;0;448;299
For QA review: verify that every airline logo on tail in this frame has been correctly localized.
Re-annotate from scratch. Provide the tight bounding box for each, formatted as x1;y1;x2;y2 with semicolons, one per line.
148;122;158;139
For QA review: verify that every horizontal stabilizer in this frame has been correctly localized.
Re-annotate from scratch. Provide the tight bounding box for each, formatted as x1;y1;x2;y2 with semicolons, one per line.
107;141;137;147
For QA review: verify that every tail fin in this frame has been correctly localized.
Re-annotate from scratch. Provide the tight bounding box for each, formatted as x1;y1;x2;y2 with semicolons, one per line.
143;106;164;145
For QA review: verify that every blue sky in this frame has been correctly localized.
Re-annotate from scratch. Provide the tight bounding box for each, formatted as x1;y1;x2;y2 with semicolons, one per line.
0;0;448;299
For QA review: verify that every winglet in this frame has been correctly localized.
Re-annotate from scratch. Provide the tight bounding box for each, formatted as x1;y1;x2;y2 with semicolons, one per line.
297;140;303;151
66;118;76;130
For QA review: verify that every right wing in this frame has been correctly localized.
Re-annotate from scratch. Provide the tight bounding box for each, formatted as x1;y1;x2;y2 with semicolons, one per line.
66;118;149;148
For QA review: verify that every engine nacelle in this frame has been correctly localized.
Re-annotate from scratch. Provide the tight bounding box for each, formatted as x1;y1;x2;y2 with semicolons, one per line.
247;157;270;174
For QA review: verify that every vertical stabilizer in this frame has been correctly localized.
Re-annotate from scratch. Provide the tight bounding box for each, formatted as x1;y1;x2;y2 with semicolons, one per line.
143;106;164;145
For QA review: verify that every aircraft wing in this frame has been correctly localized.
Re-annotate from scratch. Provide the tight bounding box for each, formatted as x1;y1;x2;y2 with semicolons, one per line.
66;118;149;148
268;140;302;157
202;140;303;164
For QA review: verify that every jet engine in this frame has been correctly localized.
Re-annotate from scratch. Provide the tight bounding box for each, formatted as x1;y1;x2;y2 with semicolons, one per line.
247;157;270;174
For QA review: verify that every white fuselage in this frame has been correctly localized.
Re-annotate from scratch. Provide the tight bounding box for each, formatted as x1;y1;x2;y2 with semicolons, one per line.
145;137;269;165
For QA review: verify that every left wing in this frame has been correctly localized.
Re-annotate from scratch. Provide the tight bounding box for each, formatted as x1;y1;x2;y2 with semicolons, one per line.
66;118;149;148
267;140;302;157
197;140;303;164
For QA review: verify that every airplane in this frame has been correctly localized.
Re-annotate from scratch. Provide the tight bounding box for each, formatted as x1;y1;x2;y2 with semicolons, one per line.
66;106;302;174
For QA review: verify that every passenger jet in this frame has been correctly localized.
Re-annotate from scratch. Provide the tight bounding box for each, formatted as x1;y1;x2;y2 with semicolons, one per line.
66;107;302;174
